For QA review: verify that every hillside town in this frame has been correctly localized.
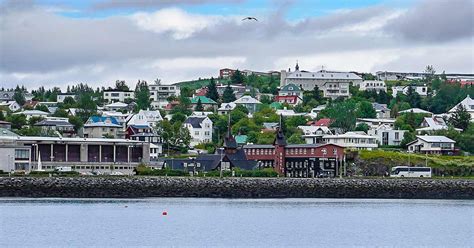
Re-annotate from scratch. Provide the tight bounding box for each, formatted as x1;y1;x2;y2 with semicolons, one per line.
1;64;473;177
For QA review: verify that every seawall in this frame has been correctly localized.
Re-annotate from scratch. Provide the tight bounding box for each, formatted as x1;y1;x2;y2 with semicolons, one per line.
0;177;473;199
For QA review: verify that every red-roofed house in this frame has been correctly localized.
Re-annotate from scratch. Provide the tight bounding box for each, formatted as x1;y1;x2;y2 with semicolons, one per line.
313;118;333;127
195;87;208;96
275;95;302;106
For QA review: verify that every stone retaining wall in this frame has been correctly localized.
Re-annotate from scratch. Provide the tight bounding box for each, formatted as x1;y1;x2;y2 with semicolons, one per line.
0;177;472;199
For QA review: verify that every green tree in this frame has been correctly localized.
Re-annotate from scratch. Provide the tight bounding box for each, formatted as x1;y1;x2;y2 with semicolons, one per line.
400;131;416;148
135;80;151;111
449;104;470;131
222;83;236;103
53;108;69;118
231;70;245;85
195;98;204;111
356;101;376;118
62;96;76;107
0;111;4;121
234;104;249;114
287;131;305;144
319;100;357;132
35;105;49;113
7;114;27;129
115;80;130;91
76;92;97;122
406;86;421;108
206;77;219;101
355;123;370;133
180;86;193;98
68;116;83;132
171;112;186;123
28;116;44;125
13;86;26;106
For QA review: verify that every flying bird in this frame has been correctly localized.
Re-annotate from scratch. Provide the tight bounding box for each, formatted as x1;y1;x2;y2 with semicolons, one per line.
242;17;258;21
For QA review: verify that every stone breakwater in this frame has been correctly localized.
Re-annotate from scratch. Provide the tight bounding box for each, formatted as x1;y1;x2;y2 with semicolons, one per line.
0;177;473;199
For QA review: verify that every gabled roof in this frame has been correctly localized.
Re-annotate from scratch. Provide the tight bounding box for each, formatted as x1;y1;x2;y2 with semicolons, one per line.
280;83;302;92
270;102;283;109
313;118;332;127
105;102;128;108
372;102;390;112
85;116;121;127
191;96;217;104
34;119;73;127
233;95;261;104
184;116;208;128
218;102;236;111
448;95;474;113
399;108;432;115
13;110;50;116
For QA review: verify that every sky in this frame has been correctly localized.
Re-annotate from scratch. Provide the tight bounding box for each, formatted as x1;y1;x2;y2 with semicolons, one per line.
0;0;473;90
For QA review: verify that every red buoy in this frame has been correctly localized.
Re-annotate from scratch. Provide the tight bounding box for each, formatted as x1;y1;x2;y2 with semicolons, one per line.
162;211;167;216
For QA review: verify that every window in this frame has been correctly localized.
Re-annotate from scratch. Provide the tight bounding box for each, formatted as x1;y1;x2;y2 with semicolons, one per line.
15;149;29;160
195;131;199;135
395;132;399;140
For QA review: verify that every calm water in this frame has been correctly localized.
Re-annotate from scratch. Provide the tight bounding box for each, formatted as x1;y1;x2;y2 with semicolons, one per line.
0;198;472;247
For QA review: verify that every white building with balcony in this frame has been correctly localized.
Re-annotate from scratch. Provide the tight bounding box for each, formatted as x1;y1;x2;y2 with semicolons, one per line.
148;83;180;109
392;85;428;97
323;131;378;150
367;124;407;146
356;80;387;92
407;135;456;155
103;90;135;103
298;125;333;144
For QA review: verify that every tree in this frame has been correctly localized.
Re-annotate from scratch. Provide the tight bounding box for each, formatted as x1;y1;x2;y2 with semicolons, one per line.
76;92;97;122
53;108;69;118
206;77;219;101
171;112;186;123
195;98;204;111
68;116;83;132
28;116;44;125
7;114;27;129
400;131;416;148
0;111;4;121
13;86;26;106
35;105;49;113
231;70;245;85
287;131;305;144
62;96;76;107
356;101;376;118
156;119;191;150
406;86;421;108
222;83;236;103
135;80;151;111
234;104;249;114
115;80;130;91
180;86;193;98
424;65;436;82
355;123;370;133
449;104;470;131
319;100;357;132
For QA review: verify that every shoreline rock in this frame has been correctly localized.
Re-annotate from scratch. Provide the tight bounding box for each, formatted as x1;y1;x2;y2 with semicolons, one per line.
0;177;472;199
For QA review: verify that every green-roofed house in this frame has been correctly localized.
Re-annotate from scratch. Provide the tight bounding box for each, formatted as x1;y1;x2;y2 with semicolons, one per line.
279;83;303;99
270;102;283;110
235;135;248;146
191;96;218;111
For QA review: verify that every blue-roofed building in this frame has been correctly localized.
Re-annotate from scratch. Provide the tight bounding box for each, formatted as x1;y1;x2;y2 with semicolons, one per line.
83;116;124;139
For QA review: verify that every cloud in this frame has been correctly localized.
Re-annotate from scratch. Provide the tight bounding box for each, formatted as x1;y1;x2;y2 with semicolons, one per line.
385;0;474;42
0;1;472;89
92;0;244;10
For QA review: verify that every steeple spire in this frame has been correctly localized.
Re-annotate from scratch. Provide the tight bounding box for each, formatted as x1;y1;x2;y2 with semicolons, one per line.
295;60;299;71
274;114;287;146
224;114;237;150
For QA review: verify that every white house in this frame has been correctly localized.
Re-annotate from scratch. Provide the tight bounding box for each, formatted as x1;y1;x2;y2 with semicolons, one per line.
278;83;303;98
416;116;462;133
367;124;407;146
407;135;456;155
218;102;236;115
101;111;131;126
57;93;76;103
392;85;428;97
357;80;387;92
233;95;261;114
13;110;50;120
183;116;213;147
448;95;474;121
356;118;396;129
103;90;135;103
127;109;163;128
0;101;21;112
104;102;129;112
323;131;378;150
280;63;362;99
148;83;180;109
276;108;306;117
298;125;332;144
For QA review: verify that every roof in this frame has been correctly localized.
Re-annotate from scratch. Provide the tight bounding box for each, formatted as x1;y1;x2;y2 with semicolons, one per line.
270;102;283;109
184;116;208;128
0;136;143;144
85;116;121;127
372;103;390;112
233;95;261;104
13;110;50;116
105;102;128;108
399;108;433;115
235;135;248;144
417;135;455;143
0;128;18;137
34;119;73;127
263;122;279;129
286;69;362;81
448;95;474;113
244;144;275;149
314;118;332;127
191;96;217;104
323;131;375;139
280;83;302;92
218;102;236;111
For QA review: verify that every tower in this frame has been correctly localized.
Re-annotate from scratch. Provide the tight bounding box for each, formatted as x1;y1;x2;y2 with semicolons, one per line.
295;61;300;71
273;115;287;175
223;114;237;154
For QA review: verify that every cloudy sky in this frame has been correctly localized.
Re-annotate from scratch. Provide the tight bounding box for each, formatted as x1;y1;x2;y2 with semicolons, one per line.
0;0;473;90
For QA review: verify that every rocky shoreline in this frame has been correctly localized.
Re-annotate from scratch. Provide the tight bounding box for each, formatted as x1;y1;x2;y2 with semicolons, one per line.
0;177;473;199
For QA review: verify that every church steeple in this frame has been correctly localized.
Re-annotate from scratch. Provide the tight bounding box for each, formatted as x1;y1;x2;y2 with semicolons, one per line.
224;114;237;151
295;61;300;71
273;114;287;146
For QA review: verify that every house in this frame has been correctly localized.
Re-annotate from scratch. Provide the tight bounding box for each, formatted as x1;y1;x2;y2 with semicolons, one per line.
280;63;361;99
367;124;407;146
392;85;428;97
356;80;387;92
103;90;135;103
357;118;396;129
13;110;50;120
127;109;163;129
416;117;462;133
218;102;236;115
312;118;332;127
104;101;129;112
194;87;208;97
216;84;246;97
275;95;302;106
276;109;306;117
34;117;75;137
407;135;456;155
0;91;14;101
57;93;76;103
299;125;332;144
190;111;214;117
376;71;428;81
37;101;59;113
219;68;237;79
191;96;218;111
183;116;213;147
398;108;433;116
233;96;261;114
83;116;124;139
448;95;474;121
372;103;391;119
323;131;378;150
102;111;131;126
148;83;180;109
0;101;21;112
278;83;303;99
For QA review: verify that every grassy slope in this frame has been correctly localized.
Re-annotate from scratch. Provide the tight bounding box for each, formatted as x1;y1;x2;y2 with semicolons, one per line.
359;150;474;168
